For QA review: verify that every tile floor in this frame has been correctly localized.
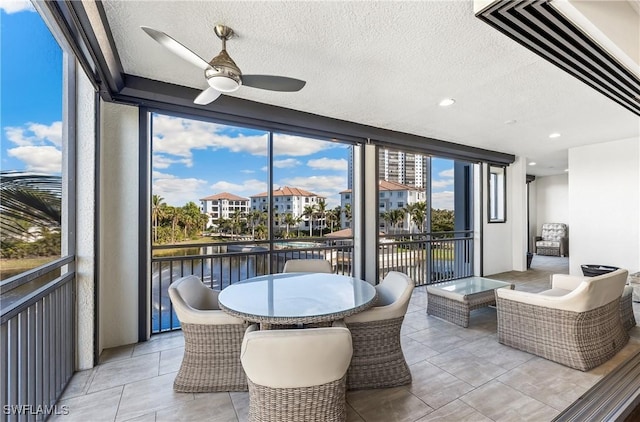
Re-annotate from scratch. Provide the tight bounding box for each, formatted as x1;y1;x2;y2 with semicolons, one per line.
52;256;640;422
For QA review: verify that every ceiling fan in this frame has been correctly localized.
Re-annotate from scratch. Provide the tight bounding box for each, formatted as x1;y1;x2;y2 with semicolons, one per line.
141;24;306;105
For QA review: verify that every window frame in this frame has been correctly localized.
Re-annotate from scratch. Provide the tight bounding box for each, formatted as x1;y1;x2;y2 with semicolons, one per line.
488;164;507;223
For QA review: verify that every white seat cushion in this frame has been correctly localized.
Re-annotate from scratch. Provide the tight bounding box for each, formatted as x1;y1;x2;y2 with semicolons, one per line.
241;325;352;388
496;269;628;313
344;271;413;323
169;275;245;325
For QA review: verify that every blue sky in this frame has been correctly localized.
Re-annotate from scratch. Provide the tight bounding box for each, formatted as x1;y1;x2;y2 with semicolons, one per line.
152;113;456;210
1;0;63;174
1;1;455;210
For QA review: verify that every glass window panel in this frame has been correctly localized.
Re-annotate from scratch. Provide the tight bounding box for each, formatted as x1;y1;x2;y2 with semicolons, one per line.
1;8;64;280
488;165;506;223
272;133;351;240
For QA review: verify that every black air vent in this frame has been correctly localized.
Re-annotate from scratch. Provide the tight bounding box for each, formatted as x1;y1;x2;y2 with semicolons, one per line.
476;0;640;116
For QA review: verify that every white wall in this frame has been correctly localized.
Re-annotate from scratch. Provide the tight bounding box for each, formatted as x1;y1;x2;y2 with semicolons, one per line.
527;180;537;252
568;137;639;276
99;102;140;351
482;157;528;275
75;63;97;369
510;157;528;271
534;173;569;236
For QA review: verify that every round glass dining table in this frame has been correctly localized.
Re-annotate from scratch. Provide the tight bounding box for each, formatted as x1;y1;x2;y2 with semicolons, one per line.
218;273;377;325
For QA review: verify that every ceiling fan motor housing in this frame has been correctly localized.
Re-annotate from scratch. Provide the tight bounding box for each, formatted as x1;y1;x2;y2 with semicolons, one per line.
205;49;242;92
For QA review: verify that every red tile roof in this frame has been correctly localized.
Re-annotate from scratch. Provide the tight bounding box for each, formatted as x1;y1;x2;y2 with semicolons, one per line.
251;186;322;198
200;192;249;201
378;180;419;191
340;180;419;194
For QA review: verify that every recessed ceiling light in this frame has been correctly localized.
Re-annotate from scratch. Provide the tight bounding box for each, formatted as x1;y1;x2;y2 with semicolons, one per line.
504;119;517;125
439;98;455;107
549;133;561;138
529;162;537;166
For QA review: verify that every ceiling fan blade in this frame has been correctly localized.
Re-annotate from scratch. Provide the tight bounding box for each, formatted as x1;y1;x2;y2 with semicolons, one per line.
242;75;306;92
194;87;222;105
141;26;210;71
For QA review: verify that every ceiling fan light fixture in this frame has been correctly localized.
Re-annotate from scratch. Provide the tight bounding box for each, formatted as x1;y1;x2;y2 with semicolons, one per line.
439;98;456;107
206;73;241;92
205;48;243;92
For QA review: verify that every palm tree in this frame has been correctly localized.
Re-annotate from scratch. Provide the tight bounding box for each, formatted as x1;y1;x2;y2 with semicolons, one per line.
303;204;317;237
247;210;263;239
380;210;393;234
181;201;201;239
199;213;209;233
406;201;427;233
230;209;245;237
164;206;181;243
283;213;297;238
316;199;327;234
333;205;342;229
255;224;267;240
151;194;165;243
343;204;352;227
0;171;61;240
390;208;405;233
326;209;339;232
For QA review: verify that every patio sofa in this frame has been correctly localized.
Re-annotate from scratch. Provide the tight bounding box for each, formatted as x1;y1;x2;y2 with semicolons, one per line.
496;269;629;371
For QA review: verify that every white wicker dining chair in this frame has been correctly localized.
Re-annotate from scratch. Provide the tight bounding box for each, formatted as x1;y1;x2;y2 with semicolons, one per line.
283;259;333;273
241;323;353;422
168;275;248;392
344;271;414;390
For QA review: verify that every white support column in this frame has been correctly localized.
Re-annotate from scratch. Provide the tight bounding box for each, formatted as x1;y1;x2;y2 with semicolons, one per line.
510;157;528;271
353;143;379;284
99;101;140;351
75;61;97;369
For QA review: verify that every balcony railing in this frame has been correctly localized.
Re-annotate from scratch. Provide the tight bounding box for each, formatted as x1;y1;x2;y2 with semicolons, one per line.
151;238;353;333
0;256;75;422
151;231;474;334
379;230;474;286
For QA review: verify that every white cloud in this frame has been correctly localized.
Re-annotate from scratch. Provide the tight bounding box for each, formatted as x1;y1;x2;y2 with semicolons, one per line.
152;114;268;159
152;172;208;206
432;167;455;189
210;179;267;196
5;121;62;147
432;191;454;210
273;158;301;168
152;153;192;169
241;169;255;174
7;145;62;173
438;169;454;178
307;157;347;171
273;134;333;156
279;175;347;207
0;0;35;13
281;175;346;194
432;178;454;189
150;115;343;171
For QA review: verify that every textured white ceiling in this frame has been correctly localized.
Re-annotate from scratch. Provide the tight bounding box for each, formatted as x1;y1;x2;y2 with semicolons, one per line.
102;0;639;176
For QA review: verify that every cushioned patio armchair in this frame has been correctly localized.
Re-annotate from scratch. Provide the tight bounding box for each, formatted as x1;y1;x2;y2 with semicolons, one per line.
535;223;568;256
344;271;414;389
168;275;248;392
241;323;353;422
496;269;629;371
283;258;333;273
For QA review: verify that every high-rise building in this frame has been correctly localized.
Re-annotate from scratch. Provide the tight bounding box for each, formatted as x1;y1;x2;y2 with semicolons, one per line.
378;149;428;188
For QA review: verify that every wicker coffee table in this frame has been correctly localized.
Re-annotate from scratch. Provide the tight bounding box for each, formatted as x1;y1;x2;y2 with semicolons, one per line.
426;276;514;327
